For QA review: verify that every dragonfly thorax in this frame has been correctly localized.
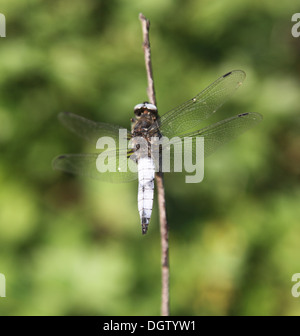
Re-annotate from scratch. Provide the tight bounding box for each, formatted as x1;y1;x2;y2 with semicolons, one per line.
131;101;160;137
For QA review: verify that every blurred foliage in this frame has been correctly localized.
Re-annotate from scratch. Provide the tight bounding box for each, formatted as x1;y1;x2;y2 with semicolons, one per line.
0;0;299;316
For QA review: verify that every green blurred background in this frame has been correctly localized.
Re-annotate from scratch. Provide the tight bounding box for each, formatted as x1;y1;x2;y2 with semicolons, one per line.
0;0;299;316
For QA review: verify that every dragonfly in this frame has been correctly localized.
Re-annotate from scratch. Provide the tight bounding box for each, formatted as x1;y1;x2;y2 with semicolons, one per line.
53;70;263;235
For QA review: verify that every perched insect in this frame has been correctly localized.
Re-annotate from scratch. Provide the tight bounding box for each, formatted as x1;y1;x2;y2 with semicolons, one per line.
53;70;263;234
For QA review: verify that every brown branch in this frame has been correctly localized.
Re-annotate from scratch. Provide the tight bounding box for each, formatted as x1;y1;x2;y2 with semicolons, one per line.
139;13;156;106
139;13;170;317
155;170;169;316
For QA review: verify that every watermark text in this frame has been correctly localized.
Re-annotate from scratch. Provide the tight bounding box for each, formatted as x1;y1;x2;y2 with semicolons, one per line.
95;131;205;183
0;13;6;37
0;273;5;297
291;273;300;297
291;13;300;38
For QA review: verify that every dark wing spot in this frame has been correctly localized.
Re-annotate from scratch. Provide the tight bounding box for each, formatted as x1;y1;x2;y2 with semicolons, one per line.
223;71;232;78
238;113;249;117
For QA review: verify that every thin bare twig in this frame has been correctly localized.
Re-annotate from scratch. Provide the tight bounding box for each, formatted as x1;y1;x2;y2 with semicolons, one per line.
139;13;170;317
139;13;156;106
155;170;169;316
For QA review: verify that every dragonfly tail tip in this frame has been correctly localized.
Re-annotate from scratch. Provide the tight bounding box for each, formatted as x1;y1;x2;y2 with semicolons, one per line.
141;219;149;235
142;226;148;235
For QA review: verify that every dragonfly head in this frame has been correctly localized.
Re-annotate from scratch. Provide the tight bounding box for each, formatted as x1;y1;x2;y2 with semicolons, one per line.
133;102;158;119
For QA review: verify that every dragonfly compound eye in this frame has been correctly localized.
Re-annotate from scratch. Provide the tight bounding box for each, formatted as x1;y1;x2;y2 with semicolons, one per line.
143;103;157;112
134;102;158;116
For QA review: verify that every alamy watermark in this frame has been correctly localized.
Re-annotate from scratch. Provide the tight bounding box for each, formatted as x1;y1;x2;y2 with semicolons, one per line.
95;130;205;183
291;13;300;38
0;13;5;37
291;273;300;298
0;273;5;297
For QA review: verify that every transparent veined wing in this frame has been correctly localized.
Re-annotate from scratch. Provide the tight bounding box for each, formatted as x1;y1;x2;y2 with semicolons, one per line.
58;112;131;150
52;149;138;183
54;112;137;182
161;112;263;172
159;70;246;138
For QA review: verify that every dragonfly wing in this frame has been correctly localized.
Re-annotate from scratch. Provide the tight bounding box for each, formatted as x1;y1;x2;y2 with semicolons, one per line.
52;149;138;183
191;112;263;157
159;70;246;138
161;112;263;172
59;112;130;149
